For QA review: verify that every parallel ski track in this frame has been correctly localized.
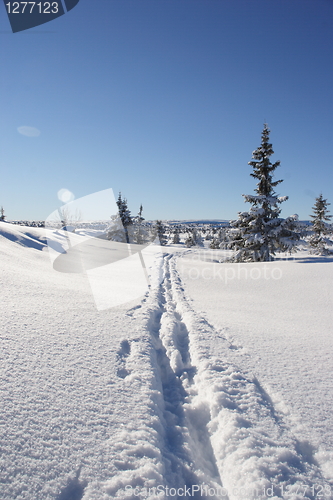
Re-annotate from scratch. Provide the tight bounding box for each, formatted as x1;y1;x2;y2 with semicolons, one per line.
147;254;223;498
110;253;333;500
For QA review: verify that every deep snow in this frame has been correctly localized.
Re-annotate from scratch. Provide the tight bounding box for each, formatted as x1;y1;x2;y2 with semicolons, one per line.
0;222;332;500
177;250;333;459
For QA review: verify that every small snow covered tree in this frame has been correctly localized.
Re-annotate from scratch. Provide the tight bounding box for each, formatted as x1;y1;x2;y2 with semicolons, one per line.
106;215;127;242
205;230;212;241
309;194;333;255
209;237;220;249
277;214;304;253
229;124;300;261
131;204;150;244
210;228;229;249
184;228;204;247
193;228;204;247
171;228;180;244
116;192;133;244
184;231;195;247
0;206;6;221
219;227;230;249
154;220;167;246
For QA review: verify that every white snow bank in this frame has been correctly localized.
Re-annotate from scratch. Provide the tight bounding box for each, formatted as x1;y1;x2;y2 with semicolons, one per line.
0;221;48;250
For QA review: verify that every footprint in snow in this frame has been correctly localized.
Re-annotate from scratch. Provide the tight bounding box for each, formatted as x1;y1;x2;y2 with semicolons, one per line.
116;340;131;379
229;343;241;350
56;468;86;500
125;304;142;316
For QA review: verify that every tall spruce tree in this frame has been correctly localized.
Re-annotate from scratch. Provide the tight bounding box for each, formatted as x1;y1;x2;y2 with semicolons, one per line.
309;194;333;255
116;192;133;243
229;124;300;261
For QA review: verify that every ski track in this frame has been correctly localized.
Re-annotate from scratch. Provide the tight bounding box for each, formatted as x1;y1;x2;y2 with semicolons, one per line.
106;253;333;500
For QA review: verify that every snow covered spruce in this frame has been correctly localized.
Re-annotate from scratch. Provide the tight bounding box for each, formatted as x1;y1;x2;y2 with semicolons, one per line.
308;194;333;255
228;125;301;262
105;193;169;246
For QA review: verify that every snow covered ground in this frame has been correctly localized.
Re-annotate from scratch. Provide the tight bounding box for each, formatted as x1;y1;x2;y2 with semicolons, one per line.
177;250;333;476
0;222;332;500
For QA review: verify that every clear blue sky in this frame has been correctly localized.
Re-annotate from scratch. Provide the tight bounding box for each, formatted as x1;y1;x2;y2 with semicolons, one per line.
1;0;332;221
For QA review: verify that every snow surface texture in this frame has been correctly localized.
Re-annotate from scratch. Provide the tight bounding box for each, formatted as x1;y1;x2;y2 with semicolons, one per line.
0;222;332;500
178;249;333;484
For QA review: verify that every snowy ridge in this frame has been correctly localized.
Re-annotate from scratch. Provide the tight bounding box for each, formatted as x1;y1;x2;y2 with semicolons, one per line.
105;254;332;499
0;221;48;250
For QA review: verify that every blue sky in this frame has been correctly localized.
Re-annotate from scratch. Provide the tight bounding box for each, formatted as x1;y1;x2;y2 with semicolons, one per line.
0;0;332;221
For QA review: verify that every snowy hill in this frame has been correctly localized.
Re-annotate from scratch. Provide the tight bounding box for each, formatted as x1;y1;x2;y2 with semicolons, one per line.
0;222;332;499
